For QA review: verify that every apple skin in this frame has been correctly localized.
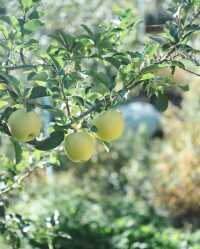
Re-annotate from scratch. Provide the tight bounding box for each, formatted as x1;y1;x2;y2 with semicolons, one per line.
94;110;124;142
64;132;95;162
8;109;42;142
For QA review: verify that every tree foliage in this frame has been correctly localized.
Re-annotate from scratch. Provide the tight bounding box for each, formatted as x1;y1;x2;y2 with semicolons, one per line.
0;0;199;247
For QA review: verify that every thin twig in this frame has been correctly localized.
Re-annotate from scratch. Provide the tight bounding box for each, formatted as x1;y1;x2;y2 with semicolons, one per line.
157;46;177;64
65;99;71;117
3;63;52;70
188;8;200;27
58;78;71;117
182;8;200;40
145;24;164;33
181;67;200;77
61;79;144;130
20;48;26;65
63;101;101;129
3;55;98;71
0;166;39;196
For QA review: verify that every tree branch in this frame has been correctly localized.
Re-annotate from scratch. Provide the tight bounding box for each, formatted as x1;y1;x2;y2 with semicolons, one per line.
3;55;98;71
181;67;200;77
20;48;26;65
58;78;71;117
0;166;40;196
61;79;144;130
188;8;200;27
4;63;52;70
145;24;164;33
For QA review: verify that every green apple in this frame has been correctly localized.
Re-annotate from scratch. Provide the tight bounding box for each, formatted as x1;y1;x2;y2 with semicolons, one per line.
8;109;42;142
94;110;124;142
64;131;95;162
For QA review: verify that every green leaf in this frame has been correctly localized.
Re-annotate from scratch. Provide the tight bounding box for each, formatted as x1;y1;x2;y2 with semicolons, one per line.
7;89;19;100
81;24;94;37
140;73;155;80
0;107;17;121
105;57;122;69
0;122;10;136
179;84;189;92
51;30;75;50
91;83;108;94
0;83;7;90
24;19;43;32
31;131;64;150
162;42;172;51
72;96;84;106
102;142;110;152
48;54;63;71
141;64;168;74
0;23;9;39
169;24;179;42
10;138;22;164
149;35;168;46
105;53;130;69
183;24;200;40
28;72;48;82
0;100;8;108
19;0;33;10
88;71;112;89
0;72;19;85
0;73;20;99
0;16;18;27
172;60;185;70
29;86;50;99
152;94;168;112
28;10;40;19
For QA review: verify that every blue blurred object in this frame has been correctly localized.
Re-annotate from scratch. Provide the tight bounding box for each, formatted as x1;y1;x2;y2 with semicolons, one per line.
120;102;161;136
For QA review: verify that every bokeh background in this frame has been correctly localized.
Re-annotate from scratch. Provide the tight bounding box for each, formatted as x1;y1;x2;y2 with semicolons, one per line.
0;0;200;248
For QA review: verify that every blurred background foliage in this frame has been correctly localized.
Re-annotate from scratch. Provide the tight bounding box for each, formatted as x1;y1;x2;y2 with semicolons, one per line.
0;0;200;248
1;0;170;30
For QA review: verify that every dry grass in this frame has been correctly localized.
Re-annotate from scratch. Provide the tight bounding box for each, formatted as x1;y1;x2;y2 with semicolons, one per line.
150;77;200;220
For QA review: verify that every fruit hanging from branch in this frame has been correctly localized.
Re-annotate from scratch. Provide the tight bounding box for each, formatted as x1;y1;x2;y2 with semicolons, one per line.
8;109;42;142
64;131;96;162
94;110;124;142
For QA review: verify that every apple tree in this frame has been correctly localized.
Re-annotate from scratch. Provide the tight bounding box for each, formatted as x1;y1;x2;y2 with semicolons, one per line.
0;0;199;247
